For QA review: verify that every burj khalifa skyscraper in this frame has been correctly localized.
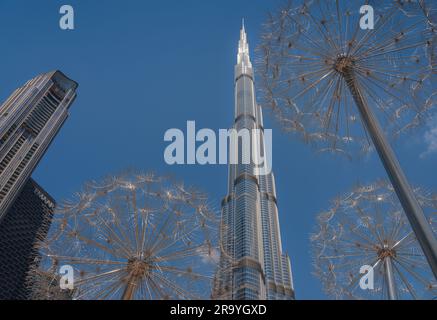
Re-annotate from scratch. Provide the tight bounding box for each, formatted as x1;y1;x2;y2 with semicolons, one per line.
213;23;295;300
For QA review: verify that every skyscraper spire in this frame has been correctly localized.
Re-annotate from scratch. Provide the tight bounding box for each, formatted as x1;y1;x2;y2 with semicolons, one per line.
237;20;251;67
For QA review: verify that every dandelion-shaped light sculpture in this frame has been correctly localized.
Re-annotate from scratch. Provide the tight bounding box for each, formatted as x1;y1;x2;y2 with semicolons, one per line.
30;173;218;300
311;180;437;299
259;0;437;277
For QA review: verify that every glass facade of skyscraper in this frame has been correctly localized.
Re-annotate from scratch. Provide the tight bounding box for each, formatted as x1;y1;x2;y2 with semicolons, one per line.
0;178;55;300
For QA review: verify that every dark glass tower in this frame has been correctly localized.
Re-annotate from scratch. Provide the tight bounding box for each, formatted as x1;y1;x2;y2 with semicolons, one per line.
213;24;294;300
0;178;55;300
0;70;77;218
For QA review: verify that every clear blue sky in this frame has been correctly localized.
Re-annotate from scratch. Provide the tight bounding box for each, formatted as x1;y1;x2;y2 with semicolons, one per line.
0;0;436;299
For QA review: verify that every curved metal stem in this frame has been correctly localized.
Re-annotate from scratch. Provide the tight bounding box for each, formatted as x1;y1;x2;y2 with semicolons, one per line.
122;274;136;300
384;257;397;300
344;69;437;280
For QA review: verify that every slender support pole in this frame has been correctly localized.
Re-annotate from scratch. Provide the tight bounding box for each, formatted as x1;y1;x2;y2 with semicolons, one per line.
122;274;136;300
384;256;397;300
344;70;437;280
